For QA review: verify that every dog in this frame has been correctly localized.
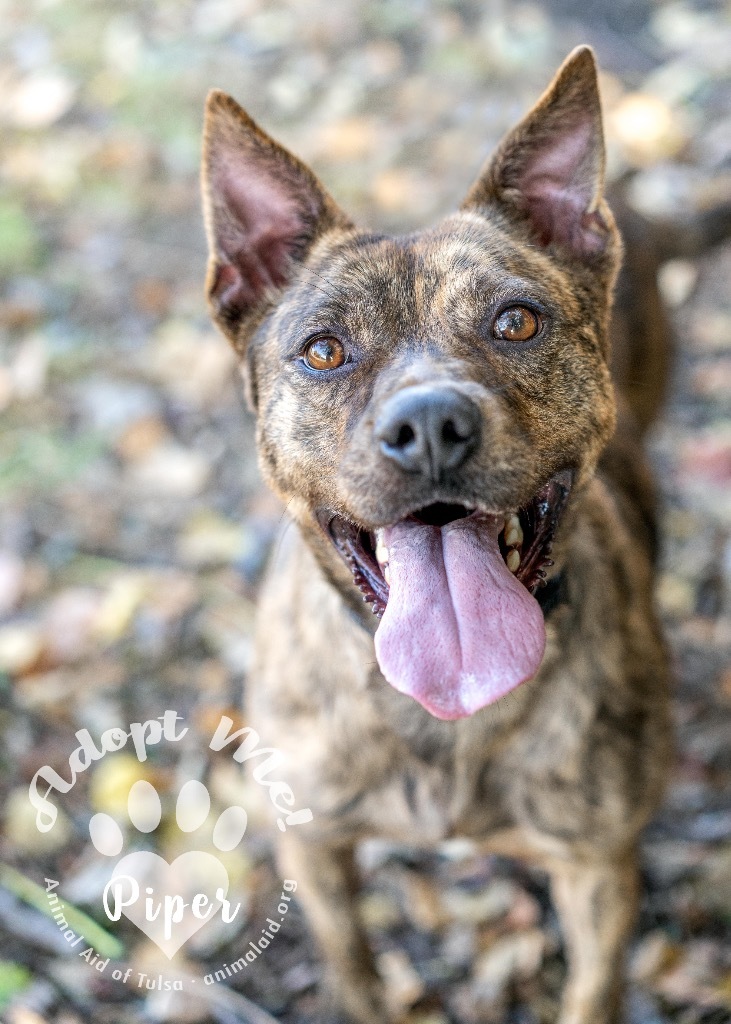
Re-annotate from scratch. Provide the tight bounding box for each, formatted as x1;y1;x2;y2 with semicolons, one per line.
201;47;673;1024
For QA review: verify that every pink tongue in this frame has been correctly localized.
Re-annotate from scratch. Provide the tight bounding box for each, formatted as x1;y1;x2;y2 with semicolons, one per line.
374;516;546;719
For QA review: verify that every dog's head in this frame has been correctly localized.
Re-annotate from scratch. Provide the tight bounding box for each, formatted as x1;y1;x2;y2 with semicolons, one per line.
201;47;621;720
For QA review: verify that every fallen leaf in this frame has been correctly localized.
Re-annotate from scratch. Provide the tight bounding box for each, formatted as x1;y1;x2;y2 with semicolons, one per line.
371;168;431;214
114;416;170;462
609;93;687;165
0;624;43;675
43;588;101;664
5;1007;46;1024
631;930;682;982
3;786;71;853
359;890;403;931
472;929;545;1003
441;878;517;924
89;753;154;817
658;259;698;308
93;574;147;642
126;444;209;497
314;117;381;162
10;333;48;400
178;512;244;567
379;948;425;1010
5;73;76;128
134;278;172;317
400;870;451;931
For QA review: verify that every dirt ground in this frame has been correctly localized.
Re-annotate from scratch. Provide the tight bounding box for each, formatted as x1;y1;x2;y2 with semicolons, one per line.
0;1;730;1022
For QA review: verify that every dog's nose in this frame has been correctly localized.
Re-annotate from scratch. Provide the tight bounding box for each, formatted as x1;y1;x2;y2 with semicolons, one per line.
375;386;480;480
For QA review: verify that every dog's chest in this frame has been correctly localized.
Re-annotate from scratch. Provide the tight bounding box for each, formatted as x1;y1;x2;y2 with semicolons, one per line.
330;727;515;845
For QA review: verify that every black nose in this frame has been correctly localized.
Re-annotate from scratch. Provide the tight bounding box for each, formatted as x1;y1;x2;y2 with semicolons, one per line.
375;386;480;480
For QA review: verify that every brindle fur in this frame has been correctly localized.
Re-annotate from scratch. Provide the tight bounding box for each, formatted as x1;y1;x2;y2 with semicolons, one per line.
202;47;672;1023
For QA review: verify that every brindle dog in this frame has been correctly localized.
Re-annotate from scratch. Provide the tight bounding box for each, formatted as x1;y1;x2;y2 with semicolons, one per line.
201;47;672;1024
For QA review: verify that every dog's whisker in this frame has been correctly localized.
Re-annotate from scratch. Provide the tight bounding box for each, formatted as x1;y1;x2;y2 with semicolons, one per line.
295;277;342;305
266;499;297;571
300;264;350;297
298;264;352;302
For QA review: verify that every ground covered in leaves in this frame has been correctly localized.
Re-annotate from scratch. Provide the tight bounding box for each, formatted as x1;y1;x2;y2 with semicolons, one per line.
0;0;730;1022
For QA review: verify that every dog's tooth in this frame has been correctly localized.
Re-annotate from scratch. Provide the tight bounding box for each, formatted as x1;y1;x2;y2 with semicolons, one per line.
504;514;523;549
375;534;389;566
384;564;391;587
506;549;521;573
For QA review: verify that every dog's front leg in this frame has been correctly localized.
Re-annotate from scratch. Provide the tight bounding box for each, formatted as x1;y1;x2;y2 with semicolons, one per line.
277;831;387;1023
549;853;639;1024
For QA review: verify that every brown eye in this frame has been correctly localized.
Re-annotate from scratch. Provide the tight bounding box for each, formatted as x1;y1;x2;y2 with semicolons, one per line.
303;336;346;371
493;306;541;342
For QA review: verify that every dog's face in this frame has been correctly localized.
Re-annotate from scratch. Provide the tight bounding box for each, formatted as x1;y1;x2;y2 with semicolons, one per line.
202;47;621;720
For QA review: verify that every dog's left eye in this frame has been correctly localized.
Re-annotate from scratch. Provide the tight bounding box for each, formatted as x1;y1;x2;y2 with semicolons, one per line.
493;306;541;342
303;336;346;371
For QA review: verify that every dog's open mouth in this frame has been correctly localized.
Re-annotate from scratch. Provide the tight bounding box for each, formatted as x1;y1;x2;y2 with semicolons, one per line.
322;470;572;720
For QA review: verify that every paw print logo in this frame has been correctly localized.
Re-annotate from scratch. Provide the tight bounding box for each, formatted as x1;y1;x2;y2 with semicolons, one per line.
89;778;248;958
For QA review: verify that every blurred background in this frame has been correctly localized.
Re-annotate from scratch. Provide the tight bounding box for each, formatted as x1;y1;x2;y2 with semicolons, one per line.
0;1;730;1022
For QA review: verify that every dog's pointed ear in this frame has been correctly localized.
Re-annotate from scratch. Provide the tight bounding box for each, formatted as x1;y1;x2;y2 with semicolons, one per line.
202;90;351;343
462;47;614;259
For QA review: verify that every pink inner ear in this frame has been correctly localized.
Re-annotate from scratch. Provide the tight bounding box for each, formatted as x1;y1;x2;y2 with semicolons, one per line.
210;156;316;314
516;120;607;255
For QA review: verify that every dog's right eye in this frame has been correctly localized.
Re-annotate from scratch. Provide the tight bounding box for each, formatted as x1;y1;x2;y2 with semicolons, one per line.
493;306;541;342
303;336;346;371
